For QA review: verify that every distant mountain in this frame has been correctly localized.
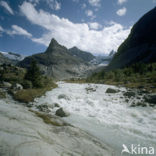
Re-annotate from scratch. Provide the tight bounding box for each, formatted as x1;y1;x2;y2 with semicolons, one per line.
69;47;95;62
0;51;25;61
0;51;25;65
91;50;116;66
19;39;95;79
0;53;12;65
109;50;115;57
108;7;156;69
0;51;24;65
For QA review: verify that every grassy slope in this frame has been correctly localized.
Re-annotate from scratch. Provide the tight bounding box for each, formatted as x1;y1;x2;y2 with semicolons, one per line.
13;79;57;103
87;63;156;93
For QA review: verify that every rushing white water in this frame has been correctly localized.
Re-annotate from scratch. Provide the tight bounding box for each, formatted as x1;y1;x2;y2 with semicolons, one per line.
35;82;156;155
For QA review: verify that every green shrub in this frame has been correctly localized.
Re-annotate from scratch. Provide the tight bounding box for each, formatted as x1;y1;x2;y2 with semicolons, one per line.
22;80;33;89
87;63;156;93
25;60;43;88
13;79;57;103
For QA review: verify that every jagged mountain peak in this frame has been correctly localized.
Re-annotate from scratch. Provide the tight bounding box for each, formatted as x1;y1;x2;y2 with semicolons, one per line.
69;47;95;62
49;38;59;46
70;46;79;50
45;38;67;53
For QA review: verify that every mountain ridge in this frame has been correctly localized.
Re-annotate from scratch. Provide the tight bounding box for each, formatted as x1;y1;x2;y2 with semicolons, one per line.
68;46;95;62
108;7;156;69
19;38;96;79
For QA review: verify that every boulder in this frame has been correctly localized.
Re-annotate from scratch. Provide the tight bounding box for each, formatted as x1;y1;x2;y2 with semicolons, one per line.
130;102;147;107
54;103;60;107
144;94;156;105
123;91;136;98
55;108;70;117
139;89;149;94
138;86;144;89
85;87;96;93
2;81;12;88
12;83;23;90
37;104;50;113
125;99;129;103
105;88;119;93
58;94;70;100
26;103;33;108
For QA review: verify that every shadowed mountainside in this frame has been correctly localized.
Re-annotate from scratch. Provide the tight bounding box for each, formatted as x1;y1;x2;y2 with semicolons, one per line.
108;7;156;69
69;46;95;62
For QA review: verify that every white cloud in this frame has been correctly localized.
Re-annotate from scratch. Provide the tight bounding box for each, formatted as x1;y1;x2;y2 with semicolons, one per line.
85;10;96;19
0;25;4;37
20;1;131;55
28;0;61;10
28;0;40;6
89;22;101;30
0;26;4;32
116;7;127;16
0;1;14;15
45;0;61;10
85;10;93;16
117;0;127;5
7;25;32;38
88;0;101;7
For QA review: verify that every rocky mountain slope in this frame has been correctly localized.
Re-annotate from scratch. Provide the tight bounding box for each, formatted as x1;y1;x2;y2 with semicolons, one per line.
0;51;24;65
108;7;156;69
0;53;12;65
90;50;115;67
69;46;95;62
0;51;24;61
19;39;96;79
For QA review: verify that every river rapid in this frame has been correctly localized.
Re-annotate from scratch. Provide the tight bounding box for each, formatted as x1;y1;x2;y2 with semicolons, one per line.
35;82;156;156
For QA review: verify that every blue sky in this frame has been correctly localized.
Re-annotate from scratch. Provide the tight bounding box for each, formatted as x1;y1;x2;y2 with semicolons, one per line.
0;0;155;55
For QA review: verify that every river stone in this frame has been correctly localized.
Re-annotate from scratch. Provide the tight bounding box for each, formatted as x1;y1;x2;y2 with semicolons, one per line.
36;104;50;113
144;94;156;105
85;87;96;93
54;103;60;107
12;83;23;90
2;82;12;88
123;91;136;98
139;89;149;94
55;108;70;117
130;102;147;107
105;88;119;93
58;94;70;100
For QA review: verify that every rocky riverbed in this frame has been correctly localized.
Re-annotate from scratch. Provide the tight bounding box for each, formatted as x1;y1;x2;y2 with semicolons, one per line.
0;94;113;156
0;82;156;156
34;82;156;155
